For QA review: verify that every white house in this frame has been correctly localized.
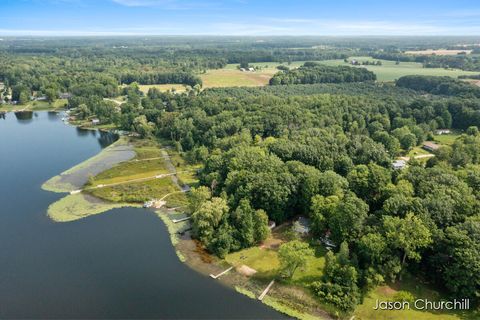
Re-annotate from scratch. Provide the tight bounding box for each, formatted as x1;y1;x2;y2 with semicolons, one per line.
91;118;100;125
392;159;407;170
435;129;451;135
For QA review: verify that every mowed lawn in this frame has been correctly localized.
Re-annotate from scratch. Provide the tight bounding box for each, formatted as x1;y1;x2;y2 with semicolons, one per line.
319;56;480;82
354;275;477;320
433;133;461;146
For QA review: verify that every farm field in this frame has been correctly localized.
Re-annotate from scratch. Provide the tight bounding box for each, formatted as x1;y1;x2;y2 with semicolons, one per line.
201;58;480;87
319;56;480;81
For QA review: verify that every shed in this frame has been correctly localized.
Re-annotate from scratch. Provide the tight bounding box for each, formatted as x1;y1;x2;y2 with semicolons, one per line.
422;141;440;152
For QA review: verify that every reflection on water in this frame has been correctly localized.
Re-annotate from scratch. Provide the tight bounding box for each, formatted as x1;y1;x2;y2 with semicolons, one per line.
0;111;284;319
47;111;60;121
0;112;5;120
14;111;34;123
98;130;118;148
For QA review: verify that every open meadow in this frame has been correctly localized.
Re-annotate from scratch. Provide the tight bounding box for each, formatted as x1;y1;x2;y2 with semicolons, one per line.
318;56;480;81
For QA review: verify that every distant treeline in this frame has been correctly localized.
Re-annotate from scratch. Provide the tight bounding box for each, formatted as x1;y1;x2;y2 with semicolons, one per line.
269;63;376;85
119;72;202;87
371;51;480;71
396;75;480;98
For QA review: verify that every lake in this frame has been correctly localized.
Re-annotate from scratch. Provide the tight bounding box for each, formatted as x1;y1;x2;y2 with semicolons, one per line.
0;111;285;319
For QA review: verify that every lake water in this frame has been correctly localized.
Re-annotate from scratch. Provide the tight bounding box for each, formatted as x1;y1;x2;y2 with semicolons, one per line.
0;111;285;319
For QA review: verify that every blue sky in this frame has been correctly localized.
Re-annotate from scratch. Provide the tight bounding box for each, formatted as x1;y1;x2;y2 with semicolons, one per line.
1;0;480;36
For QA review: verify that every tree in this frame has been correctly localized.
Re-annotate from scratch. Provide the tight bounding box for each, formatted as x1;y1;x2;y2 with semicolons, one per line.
382;213;432;279
311;242;360;312
278;240;314;278
187;186;211;214
329;193;369;244
132;115;154;138
191;197;229;247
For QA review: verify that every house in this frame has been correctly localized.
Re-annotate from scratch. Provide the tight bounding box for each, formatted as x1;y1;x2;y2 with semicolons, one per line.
248;67;255;72
59;93;72;99
293;216;310;235
392;159;407;170
422;141;440;152
435;129;451;135
91;118;100;125
239;68;246;72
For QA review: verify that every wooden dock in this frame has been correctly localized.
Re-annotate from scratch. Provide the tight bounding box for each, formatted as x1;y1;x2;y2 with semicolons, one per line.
172;216;191;223
210;266;233;279
258;280;275;301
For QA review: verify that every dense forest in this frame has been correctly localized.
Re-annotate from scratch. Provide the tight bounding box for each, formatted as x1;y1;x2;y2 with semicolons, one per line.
1;37;479;315
269;62;376;85
93;77;480;312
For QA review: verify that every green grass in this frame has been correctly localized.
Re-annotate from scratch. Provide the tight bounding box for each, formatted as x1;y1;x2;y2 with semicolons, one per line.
290;246;326;285
433;133;461;146
88;176;180;203
88;158;169;186
226;247;280;277
166;149;201;186
354;275;477;320
319;56;479;82
0;99;68;112
407;146;433;158
138;84;188;94
203;58;478;88
262;296;320;320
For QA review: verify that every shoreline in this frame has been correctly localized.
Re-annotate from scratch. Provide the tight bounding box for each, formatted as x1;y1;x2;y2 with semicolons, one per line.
40;114;329;319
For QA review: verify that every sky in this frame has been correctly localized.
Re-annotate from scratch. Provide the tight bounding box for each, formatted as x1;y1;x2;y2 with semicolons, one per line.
1;0;480;36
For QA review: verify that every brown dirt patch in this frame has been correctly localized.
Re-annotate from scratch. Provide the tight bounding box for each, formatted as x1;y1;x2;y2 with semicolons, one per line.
378;285;398;297
237;264;258;277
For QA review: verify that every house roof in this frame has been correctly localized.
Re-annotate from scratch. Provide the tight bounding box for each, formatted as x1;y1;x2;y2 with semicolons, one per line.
423;141;440;150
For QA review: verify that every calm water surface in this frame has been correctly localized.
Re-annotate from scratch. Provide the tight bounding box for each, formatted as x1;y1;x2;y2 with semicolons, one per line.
0;112;286;319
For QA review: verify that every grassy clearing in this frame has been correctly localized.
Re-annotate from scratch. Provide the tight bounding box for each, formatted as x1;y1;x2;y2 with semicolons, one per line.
47;193;136;222
88;158;169;186
200;69;273;88
138;84;188;94
290;246;326;285
166;148;201;186
407;146;433;158
433;133;461;146
319;56;479;82
163;191;189;208
354;275;475;320
88;176;180;203
0;99;68;112
226;247;281;278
